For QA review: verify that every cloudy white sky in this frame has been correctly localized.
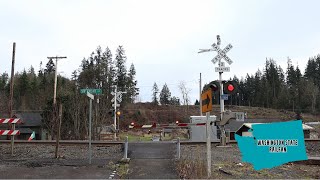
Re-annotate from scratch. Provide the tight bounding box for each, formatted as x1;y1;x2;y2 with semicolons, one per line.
1;0;320;103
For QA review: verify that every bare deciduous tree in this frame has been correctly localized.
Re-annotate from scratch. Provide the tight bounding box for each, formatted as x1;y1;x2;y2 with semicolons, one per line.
178;81;191;111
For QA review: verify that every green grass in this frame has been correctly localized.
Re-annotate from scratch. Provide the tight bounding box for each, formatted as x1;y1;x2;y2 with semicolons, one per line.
118;132;176;142
119;133;152;142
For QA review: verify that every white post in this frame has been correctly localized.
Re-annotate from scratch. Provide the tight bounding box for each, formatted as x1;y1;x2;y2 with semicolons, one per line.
206;112;211;178
86;92;94;164
89;98;92;164
124;136;128;159
177;137;181;159
200;73;203;116
114;86;117;140
53;58;58;105
218;36;226;146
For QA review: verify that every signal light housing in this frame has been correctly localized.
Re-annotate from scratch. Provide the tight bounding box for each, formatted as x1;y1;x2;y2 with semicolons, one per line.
223;81;237;95
209;81;220;93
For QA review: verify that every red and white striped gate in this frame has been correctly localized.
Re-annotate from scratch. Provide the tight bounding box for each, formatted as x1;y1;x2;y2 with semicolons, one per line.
129;122;207;129
0;118;21;136
0;130;20;135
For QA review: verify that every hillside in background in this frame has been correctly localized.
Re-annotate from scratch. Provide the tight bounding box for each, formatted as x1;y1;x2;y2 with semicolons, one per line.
119;103;320;128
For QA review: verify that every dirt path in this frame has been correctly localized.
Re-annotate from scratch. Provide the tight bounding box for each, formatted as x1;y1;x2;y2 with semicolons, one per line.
127;142;178;179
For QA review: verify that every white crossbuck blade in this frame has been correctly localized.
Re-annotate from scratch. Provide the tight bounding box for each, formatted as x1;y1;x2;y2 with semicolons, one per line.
116;94;122;102
198;49;213;53
211;43;233;65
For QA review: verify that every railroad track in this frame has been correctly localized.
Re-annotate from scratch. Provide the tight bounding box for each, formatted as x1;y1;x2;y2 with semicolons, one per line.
0;140;123;145
0;138;319;145
181;139;320;144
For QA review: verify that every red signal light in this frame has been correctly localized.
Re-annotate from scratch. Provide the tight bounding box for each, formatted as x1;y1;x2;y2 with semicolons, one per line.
130;122;134;126
223;81;237;95
227;84;234;92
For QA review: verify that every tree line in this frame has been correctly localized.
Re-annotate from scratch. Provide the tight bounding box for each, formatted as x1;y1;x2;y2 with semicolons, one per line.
204;56;320;114
0;45;139;139
1;47;320;139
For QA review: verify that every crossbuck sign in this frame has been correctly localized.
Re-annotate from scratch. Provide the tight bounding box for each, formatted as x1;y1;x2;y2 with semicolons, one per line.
111;92;123;103
211;43;233;65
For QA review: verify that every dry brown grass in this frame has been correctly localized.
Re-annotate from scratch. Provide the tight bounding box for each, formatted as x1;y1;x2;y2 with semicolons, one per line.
176;146;207;179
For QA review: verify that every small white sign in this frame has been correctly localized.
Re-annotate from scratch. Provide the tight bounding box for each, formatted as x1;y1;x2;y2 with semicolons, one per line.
86;92;94;100
112;104;120;107
221;94;229;100
215;67;230;72
235;112;245;121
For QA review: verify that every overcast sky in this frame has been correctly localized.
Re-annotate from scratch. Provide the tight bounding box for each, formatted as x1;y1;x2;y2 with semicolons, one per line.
1;0;320;103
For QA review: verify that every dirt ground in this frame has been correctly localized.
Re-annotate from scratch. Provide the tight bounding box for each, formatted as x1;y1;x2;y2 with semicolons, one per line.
0;144;123;179
178;141;320;179
1;141;319;179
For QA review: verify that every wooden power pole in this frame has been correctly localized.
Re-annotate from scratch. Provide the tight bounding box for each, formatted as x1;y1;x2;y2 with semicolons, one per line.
9;42;16;156
47;56;66;158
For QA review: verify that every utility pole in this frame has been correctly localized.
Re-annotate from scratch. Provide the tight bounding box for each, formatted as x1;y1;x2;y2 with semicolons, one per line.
9;42;16;156
200;73;203;116
55;104;62;158
47;56;66;158
47;56;67;105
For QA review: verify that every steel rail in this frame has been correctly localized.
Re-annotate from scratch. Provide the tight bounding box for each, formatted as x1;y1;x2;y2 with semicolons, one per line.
0;140;123;145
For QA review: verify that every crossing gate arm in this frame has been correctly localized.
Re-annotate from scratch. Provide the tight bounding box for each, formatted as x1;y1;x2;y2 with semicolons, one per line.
0;130;20;136
0;118;21;124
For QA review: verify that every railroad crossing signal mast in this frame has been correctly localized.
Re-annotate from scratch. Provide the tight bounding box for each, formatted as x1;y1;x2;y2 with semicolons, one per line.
111;86;126;140
199;35;233;146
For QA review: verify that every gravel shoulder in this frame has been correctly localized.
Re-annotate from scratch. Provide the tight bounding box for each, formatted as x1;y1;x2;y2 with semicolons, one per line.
178;141;320;179
0;144;123;179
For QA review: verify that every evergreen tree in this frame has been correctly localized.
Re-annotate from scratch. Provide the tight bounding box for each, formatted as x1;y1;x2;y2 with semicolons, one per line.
105;47;116;106
159;83;171;105
0;72;8;91
151;82;159;105
126;63;139;103
44;59;55;74
194;99;200;105
115;46;127;93
170;96;180;105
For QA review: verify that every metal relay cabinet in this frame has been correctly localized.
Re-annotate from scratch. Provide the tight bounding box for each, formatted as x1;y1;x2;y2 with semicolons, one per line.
189;116;218;142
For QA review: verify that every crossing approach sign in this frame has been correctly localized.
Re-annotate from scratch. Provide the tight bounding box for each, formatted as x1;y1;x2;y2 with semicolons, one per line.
201;89;212;113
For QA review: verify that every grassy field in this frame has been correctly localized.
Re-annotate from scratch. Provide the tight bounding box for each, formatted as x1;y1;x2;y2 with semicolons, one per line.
118;130;187;142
